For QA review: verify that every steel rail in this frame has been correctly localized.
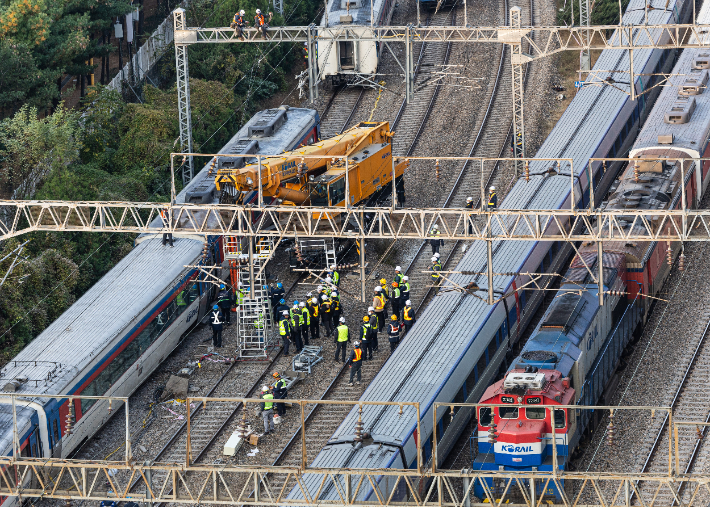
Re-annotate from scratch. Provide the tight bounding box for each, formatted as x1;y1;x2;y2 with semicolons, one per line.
633;311;710;503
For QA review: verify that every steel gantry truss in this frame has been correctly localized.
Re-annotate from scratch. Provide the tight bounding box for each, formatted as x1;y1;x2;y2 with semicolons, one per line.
174;8;194;184
171;2;710;181
2;395;710;506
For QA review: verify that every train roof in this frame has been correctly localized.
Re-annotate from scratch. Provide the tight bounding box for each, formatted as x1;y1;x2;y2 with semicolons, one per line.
294;0;685;485
479;369;575;405
320;0;388;28
0;238;203;401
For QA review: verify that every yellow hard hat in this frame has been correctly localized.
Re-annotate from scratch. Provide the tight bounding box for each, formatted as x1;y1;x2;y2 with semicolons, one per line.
391;314;398;321
380;278;387;285
363;316;370;322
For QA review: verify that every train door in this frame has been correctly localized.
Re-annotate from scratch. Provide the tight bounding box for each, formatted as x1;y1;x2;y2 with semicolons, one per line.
339;41;355;70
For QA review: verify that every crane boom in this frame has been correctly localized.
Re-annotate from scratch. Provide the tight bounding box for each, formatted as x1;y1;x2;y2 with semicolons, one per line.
215;121;408;207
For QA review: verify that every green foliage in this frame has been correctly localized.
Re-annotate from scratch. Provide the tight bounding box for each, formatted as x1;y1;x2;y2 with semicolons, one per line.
0;103;82;198
556;0;631;27
0;238;79;358
0;0;132;113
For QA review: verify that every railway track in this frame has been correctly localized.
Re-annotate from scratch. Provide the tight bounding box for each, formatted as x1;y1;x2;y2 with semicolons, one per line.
126;276;307;500
634;310;710;505
319;88;365;138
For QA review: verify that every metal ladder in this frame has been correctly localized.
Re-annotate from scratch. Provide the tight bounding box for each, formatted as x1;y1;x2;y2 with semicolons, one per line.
223;237;277;359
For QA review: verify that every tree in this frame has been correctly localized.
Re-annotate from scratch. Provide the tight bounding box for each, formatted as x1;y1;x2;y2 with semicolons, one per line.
0;103;81;198
0;42;44;115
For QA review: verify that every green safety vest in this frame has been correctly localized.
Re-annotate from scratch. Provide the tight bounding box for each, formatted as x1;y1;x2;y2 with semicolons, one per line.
177;290;187;306
262;393;274;410
404;282;411;293
255;314;264;329
336;324;349;342
300;307;310;326
279;320;289;335
393;287;401;299
237;290;245;305
432;262;442;278
332;271;340;284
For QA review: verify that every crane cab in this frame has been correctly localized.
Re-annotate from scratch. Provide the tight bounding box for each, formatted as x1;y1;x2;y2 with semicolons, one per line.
308;174;346;207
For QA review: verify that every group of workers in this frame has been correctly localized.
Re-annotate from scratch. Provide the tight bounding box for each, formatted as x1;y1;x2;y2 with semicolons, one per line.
231;9;272;40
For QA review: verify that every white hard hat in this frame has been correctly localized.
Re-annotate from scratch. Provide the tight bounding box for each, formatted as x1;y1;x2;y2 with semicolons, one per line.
432;224;438;230
490;185;495;191
405;300;411;306
240;9;245;14
317;285;323;290
299;302;306;307
368;306;374;312
282;310;289;315
466;196;473;202
331;291;338;297
256;8;261;13
403;275;409;281
330;264;336;270
293;302;298;307
238;282;243;287
375;286;382;292
321;294;328;300
395;266;401;271
354;341;360;347
312;298;318;304
339;317;345;323
325;276;332;283
431;256;437;262
434;252;440;258
261;385;269;392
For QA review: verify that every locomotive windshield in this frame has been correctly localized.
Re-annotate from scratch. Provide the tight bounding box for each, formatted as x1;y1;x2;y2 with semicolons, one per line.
499;407;518;419
309;182;328;206
479;407;493;427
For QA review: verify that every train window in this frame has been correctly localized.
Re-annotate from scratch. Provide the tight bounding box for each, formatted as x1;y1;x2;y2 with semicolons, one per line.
479;407;493;427
310;183;328;206
487;339;497;363
329;178;345;205
339;41;355;69
499;407;518;419
525;408;545;420
80;282;196;414
52;420;59;444
554;409;566;429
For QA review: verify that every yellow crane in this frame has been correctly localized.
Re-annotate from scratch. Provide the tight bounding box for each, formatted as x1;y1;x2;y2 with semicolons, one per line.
215;121;408;207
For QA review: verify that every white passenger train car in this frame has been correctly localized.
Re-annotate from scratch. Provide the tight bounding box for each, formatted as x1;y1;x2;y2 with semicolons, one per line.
317;0;396;86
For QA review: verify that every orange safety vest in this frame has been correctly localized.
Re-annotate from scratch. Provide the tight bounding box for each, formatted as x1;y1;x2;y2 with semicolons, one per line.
311;303;319;318
353;348;362;362
256;13;265;25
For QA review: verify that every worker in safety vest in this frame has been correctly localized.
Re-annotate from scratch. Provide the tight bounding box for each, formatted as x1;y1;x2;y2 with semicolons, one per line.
324;276;334;294
160;206;173;247
393;266;403;286
254;9;273;39
217;284;234;325
319;294;332;337
254;312;265;343
210;304;224;348
347;341;363;385
372;287;386;333
290;301;303;352
379;278;390;314
275;298;289;324
279;311;292;356
465;196;474;234
402;300;416;336
430;256;442;288
272;372;288;417
260;386;275;434
429;224;442;255
388;315;401;352
329;265;340;287
308;297;320;340
401;276;411;302
331;291;342;324
367;306;379;351
334;317;349;363
231;9;248;40
488;186;497;210
391;282;402;321
299;301;311;346
360;316;373;360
